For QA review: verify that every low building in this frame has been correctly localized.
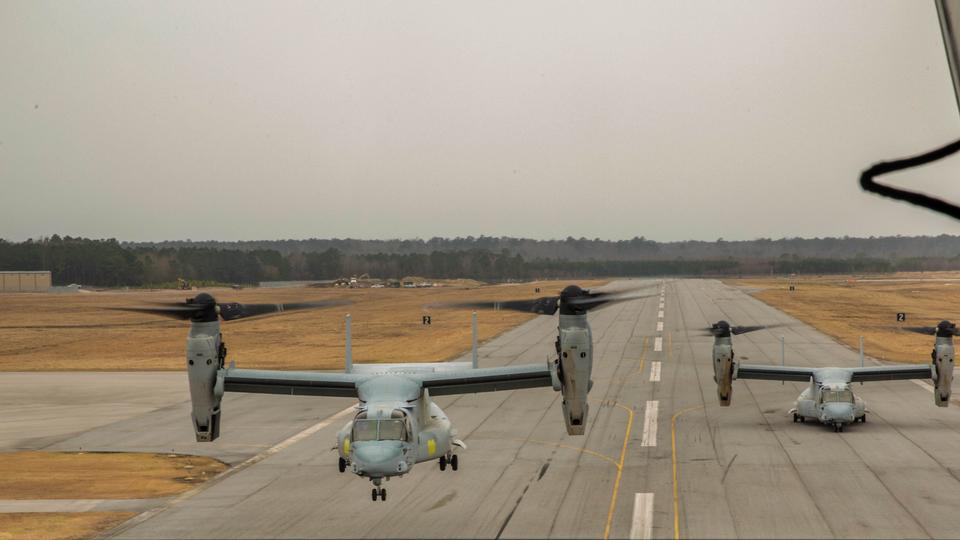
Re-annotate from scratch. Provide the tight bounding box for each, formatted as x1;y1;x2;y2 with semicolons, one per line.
0;271;52;292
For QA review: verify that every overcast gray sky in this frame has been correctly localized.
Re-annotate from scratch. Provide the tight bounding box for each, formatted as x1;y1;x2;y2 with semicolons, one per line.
2;0;959;243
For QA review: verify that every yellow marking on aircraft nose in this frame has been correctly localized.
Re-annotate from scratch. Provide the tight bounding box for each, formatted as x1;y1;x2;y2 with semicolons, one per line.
343;438;350;455
427;438;436;456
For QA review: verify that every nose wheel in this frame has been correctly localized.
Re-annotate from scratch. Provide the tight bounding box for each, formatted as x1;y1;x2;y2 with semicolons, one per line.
371;488;386;501
338;457;347;473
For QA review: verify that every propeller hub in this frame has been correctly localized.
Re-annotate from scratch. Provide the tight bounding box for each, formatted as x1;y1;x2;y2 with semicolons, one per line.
186;293;219;322
712;320;732;337
559;285;588;315
937;320;956;337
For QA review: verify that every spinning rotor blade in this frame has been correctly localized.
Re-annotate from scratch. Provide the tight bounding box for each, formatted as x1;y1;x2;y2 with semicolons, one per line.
903;326;938;335
731;325;777;335
704;322;785;337
110;294;350;322
565;290;656;311
110;305;205;320
903;320;957;337
432;285;657;316
218;300;349;321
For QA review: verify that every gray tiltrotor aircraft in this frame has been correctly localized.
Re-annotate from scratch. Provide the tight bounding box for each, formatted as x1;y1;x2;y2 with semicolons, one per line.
124;285;644;501
709;320;954;432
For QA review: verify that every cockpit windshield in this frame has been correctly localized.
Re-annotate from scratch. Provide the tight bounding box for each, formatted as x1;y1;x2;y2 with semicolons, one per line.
378;419;406;440
821;389;854;403
351;410;409;441
352;419;379;441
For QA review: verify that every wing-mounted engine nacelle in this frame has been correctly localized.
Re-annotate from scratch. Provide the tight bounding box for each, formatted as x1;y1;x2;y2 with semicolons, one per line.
713;337;735;406
186;321;225;441
555;315;593;435
932;333;954;407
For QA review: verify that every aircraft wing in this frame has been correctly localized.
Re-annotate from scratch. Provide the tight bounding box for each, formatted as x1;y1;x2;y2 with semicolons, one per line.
734;364;816;382
414;363;554;396
848;364;933;382
222;367;366;397
735;363;933;384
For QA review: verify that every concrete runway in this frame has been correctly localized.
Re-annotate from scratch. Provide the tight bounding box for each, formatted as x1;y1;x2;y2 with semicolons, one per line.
8;278;960;538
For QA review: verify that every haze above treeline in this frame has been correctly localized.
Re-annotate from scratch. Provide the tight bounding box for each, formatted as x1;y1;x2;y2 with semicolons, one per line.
4;234;960;287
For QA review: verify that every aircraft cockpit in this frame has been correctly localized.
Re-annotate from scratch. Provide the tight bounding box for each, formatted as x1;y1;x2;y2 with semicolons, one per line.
820;388;854;404
352;410;411;442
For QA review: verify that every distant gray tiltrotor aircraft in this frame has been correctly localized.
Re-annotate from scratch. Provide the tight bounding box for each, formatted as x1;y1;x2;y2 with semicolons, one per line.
709;320;953;432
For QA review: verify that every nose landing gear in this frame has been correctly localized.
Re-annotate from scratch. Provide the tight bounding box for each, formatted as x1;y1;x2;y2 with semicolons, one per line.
372;488;386;501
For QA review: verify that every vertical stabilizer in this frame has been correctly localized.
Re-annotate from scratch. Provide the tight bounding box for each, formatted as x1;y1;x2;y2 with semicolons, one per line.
345;314;352;373
471;311;478;369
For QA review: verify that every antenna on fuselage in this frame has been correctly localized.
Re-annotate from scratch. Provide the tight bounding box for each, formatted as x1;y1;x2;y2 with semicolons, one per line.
345;313;353;373
472;311;478;369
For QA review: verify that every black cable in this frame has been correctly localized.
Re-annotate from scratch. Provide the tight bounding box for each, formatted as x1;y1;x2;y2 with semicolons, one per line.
860;137;960;219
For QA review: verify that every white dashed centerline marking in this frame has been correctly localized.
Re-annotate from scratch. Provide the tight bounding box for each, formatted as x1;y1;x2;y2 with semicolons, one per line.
654;337;663;352
657;310;664;319
641;401;658;447
656;321;663;332
630;493;655;540
650;361;661;382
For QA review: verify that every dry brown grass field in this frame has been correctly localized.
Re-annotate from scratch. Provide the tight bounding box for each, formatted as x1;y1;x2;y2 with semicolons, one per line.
0;451;227;499
0;512;136;540
0;280;604;371
728;272;960;364
0;452;226;540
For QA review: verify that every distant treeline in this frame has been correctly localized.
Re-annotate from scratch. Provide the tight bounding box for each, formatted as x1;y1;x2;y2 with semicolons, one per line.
3;235;960;287
129;234;960;261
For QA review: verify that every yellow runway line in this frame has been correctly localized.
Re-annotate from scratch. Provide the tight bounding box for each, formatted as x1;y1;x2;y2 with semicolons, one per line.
632;336;649;376
603;403;635;540
671;405;703;540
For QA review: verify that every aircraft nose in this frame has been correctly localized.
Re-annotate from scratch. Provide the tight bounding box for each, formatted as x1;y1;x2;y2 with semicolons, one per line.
351;444;405;475
821;403;855;423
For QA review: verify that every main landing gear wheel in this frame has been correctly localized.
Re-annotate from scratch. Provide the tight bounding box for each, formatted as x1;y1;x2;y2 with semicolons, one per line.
859;414;866;423
834;423;844;433
451;454;459;471
338;457;346;473
439;455;447;471
372;488;378;501
380;488;386;501
792;413;799;423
